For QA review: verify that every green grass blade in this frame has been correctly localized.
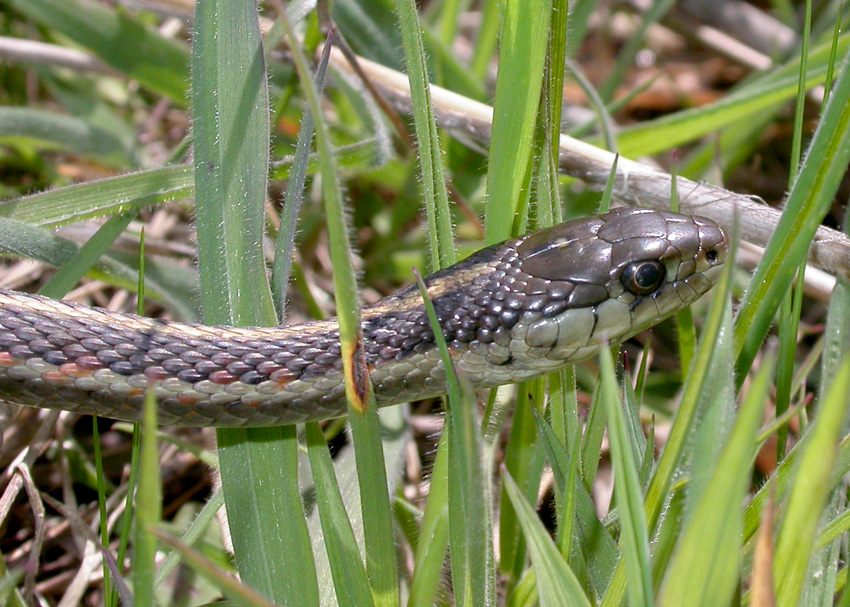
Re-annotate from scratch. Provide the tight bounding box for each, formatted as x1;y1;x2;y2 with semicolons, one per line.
775;3;813;465
471;0;500;78
133;390;161;607
683;300;735;518
547;369;579;507
331;0;405;70
617;33;849;158
304;423;376;607
446;370;494;606
396;0;455;269
734;47;850;379
601;228;735;607
744;432;850;550
658;354;773;607
415;268;495;606
191;3;317;605
151;529;278;607
484;0;552;244
216;427;318;605
0;0;189;101
0;217;197;318
0;143;371;229
92;419;111;606
192;0;274;326
537;10;567;227
502;470;592;607
300;407;409;605
580;382;605;490
620;379;647;481
407;430;451;607
154;489;225;586
822;278;850;390
0;568;25;607
774;357;850;606
0;107;138;168
271;36;331;315
816;500;850;551
789;4;814;178
597;155;619;214
644;237;735;525
0;164;193;228
600;347;652;607
501;385;546;586
532;406;619;597
281;14;399;606
38;212;134;299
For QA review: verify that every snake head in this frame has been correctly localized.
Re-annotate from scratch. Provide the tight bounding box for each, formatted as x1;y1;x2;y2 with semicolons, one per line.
498;207;728;373
370;207;727;394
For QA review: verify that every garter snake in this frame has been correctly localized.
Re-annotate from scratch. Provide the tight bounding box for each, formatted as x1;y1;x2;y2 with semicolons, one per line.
0;208;727;427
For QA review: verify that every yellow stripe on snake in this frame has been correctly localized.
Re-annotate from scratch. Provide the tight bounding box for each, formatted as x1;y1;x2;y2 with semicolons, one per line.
0;208;727;426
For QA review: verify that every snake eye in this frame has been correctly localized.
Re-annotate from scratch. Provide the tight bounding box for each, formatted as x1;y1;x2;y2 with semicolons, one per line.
622;261;665;296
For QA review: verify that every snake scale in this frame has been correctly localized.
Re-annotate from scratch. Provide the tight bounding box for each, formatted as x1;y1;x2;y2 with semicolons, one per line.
0;208;727;427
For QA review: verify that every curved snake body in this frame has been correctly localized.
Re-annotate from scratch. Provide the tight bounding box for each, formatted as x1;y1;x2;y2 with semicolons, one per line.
0;208;727;426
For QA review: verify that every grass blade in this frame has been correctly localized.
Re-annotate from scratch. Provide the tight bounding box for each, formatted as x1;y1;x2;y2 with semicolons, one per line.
280;13;399;606
0;217;197;318
407;430;450;607
304;423;376;607
500;386;545;586
192;0;274;326
152;529;278;607
601;225;735;607
0;107;138;168
484;0;552;244
774;357;850;606
396;0;455;269
617;33;849;158
502;470;593;607
271;36;332;315
532;406;619;597
38;212;134;299
658;354;773;607
734;46;850;379
415;268;495;606
192;3;317;604
0;165;193;228
0;0;189;101
133;390;161;607
600;347;652;607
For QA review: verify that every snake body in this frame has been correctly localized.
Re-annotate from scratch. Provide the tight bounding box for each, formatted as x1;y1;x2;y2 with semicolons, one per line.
0;208;727;427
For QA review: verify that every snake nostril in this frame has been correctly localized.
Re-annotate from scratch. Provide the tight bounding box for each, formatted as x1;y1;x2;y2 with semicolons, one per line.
706;249;719;264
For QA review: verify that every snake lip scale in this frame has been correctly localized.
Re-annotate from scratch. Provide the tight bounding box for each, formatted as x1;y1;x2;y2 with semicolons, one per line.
0;208;727;427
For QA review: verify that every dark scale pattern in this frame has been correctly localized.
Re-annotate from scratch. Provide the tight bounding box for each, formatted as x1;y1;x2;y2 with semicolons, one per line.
0;302;352;396
358;232;623;358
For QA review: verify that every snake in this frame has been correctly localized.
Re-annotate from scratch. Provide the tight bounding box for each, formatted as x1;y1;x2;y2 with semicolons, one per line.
0;208;727;427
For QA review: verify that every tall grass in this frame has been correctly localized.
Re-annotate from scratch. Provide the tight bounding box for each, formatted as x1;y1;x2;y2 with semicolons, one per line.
0;1;849;606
